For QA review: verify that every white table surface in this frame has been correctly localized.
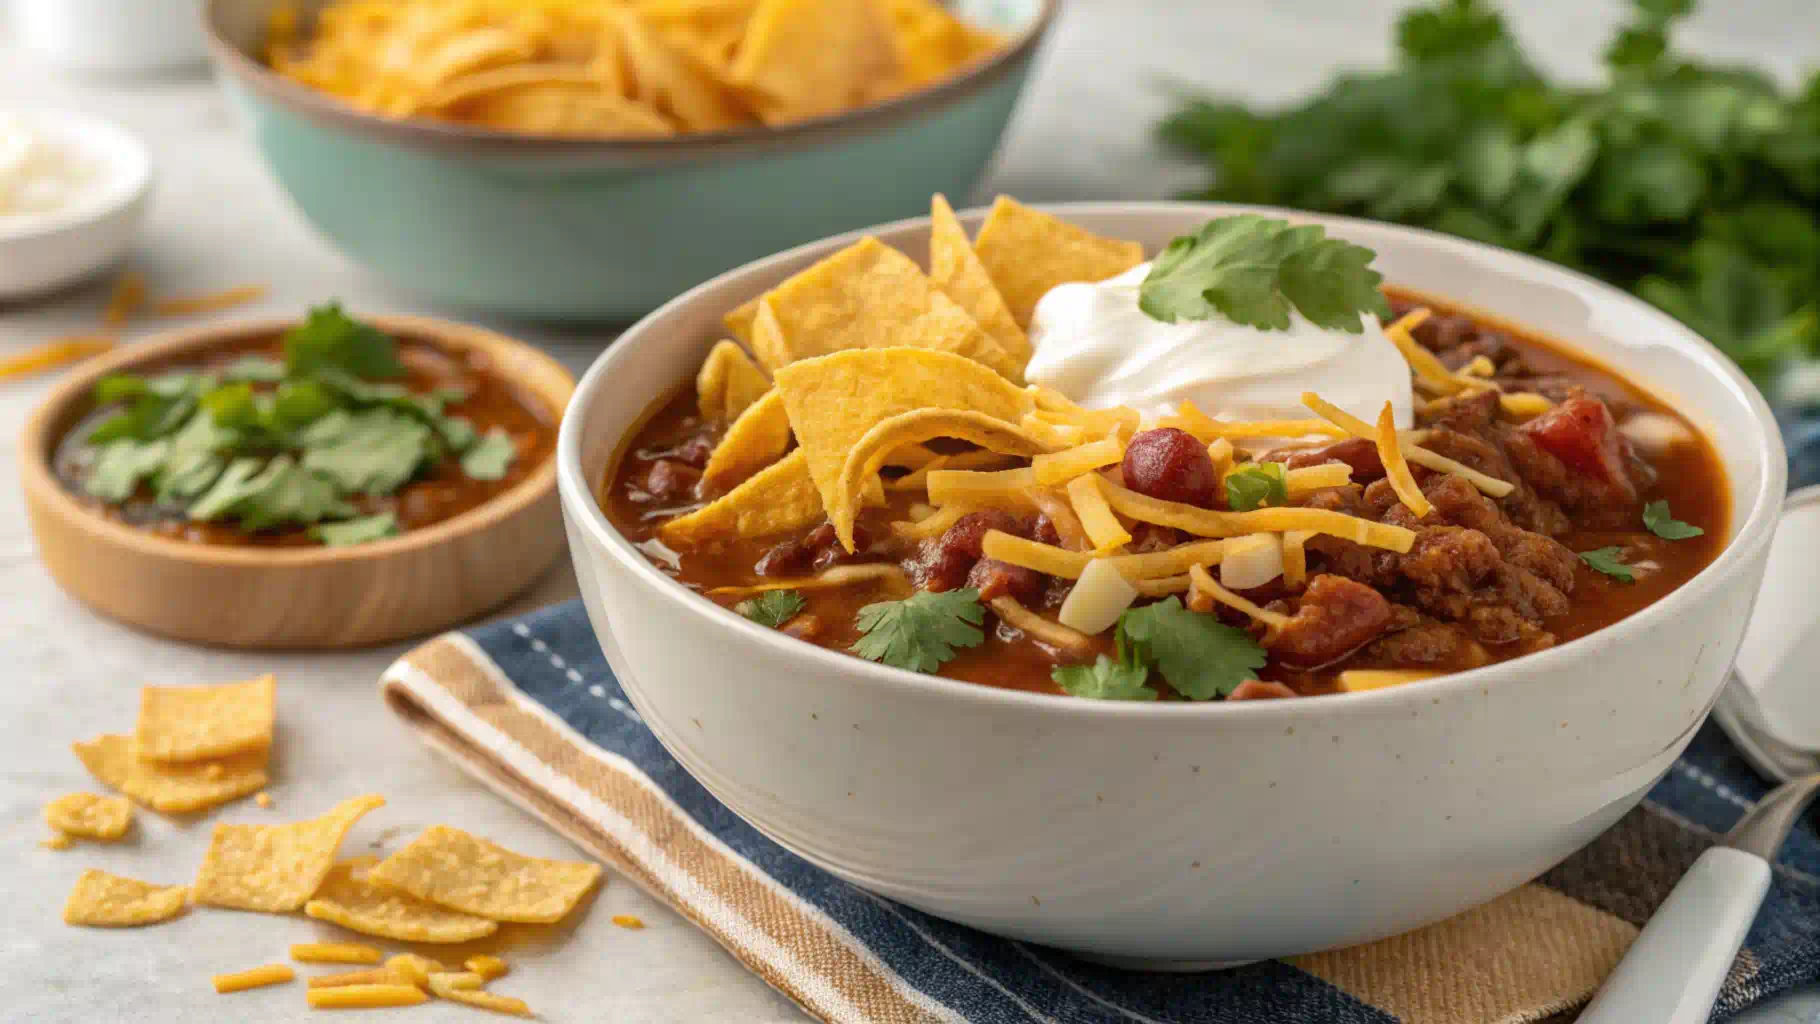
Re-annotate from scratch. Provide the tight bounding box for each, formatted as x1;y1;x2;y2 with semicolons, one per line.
2;1;1817;1021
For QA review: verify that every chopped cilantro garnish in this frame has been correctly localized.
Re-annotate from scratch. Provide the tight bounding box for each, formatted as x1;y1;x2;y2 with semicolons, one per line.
736;590;806;629
1224;461;1288;512
1579;546;1636;582
850;588;986;674
1139;215;1392;331
460;428;516;480
310;513;399;547
1117;597;1268;700
1052;634;1158;701
75;303;516;547
1642;500;1704;540
282;302;404;379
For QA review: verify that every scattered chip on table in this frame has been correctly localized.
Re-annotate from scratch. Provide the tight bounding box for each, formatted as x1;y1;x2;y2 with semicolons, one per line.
134;673;277;762
366;825;601;924
63;869;189;927
971;195;1147;327
73;733;270;814
304;856;500;943
44;792;132;840
191;794;384;912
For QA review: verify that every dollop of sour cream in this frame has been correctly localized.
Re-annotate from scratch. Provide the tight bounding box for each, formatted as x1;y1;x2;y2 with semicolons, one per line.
0;114;96;218
1025;263;1413;434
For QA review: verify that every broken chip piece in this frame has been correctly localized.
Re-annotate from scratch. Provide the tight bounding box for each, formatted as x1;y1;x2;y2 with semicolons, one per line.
44;792;132;841
192;794;385;913
365;825;601;924
304;856;500;944
63;869;189;927
134;674;277;763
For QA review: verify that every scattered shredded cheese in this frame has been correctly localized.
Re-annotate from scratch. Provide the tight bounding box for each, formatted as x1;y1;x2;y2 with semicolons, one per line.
1026;486;1092;551
465;955;510;980
1187;564;1291;629
213;964;296;994
707;563;909;599
1283;462;1353;497
1302;392;1514;498
0;337;115;380
1032;438;1125;486
1132;574;1192;596
1498;391;1554;418
1337;669;1443;692
927;467;1042;509
305;983;428;1009
1065;474;1132;552
1107;538;1229;580
981;530;1092;579
1161;401;1348;441
1457;355;1496;378
103;272;145;327
1282;530;1315;586
890;503;977;540
290;942;384;965
1376;401;1432;518
1098;478;1417;552
307;968;399;989
151;284;269;317
610;914;645;930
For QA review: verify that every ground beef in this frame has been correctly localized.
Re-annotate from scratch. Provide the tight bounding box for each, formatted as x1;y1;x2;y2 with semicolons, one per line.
967;558;1045;603
1361;614;1474;665
1267;575;1394;668
756;521;875;576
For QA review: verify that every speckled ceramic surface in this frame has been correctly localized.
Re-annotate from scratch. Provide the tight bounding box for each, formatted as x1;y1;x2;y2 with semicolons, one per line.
203;0;1055;321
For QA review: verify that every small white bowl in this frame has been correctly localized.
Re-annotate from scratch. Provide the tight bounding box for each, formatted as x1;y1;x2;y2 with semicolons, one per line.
558;203;1786;964
0;111;152;300
12;0;210;75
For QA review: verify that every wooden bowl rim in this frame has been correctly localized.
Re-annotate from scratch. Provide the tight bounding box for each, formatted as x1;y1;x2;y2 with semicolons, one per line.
19;313;575;569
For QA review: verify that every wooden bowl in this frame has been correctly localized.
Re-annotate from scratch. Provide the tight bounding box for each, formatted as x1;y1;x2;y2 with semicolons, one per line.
19;314;574;649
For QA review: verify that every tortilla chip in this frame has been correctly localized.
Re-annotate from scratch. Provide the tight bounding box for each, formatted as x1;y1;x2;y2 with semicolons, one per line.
609;8;750;131
417;27;538;90
192;794;385;913
875;0;1002;96
729;0;897;124
973;196;1146;327
745;237;1020;379
73;733;269;814
696;340;771;422
832;408;1053;550
366;825;601;924
657;448;824;547
63;870;189;927
45;792;132;841
723;297;761;346
305;856;500;944
928;194;1027;362
437;69;676;137
135;673;276;762
700;388;791;492
772;346;1033;532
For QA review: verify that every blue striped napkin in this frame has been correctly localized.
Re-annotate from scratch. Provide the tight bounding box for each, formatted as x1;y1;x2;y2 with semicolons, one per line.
380;588;1820;1024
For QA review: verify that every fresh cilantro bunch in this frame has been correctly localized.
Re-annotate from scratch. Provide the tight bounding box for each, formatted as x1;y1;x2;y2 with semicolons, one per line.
78;304;518;546
1159;0;1820;395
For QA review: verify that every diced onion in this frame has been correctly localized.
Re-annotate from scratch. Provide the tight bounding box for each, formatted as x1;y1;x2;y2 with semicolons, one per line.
1206;437;1235;478
1057;558;1140;634
1219;533;1284;590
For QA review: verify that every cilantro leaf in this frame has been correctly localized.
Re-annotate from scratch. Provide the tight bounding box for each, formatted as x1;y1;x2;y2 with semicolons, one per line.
282;303;403;380
220;356;287;383
737;590;806;629
1579;546;1637;582
310;513;399;547
1224;461;1287;512
1140;215;1390;331
300;409;431;496
1642;499;1704;539
438;416;478;452
850;589;985;674
87;393;197;444
1052;635;1158;701
235;461;353;530
84;439;170;502
1116;597;1267;700
154;413;237;502
202;382;259;428
271;379;338;428
460;428;516;480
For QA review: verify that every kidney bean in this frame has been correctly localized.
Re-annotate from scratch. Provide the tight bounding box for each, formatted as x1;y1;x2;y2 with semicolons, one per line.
1121;428;1218;508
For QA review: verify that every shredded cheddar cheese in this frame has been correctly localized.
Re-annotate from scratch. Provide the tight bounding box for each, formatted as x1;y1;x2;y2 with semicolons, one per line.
1283;462;1353;497
0;337;115;380
103;272;145;327
981;531;1092;579
290;942;384;965
890;503;977;541
926;467;1041;509
707;563;909;599
305;983;428;1009
151;284;269;317
1187;564;1291;629
213;964;296;993
1376;401;1432;518
1338;669;1443;692
1302;392;1515;498
988;595;1095;655
1282;530;1315;586
1133;574;1192;596
1033;438;1125;486
1065;474;1132;552
1097;479;1418;552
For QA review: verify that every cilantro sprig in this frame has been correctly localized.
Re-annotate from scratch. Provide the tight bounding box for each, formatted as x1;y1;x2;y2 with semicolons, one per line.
850;589;986;673
1119;597;1269;700
1140;215;1393;331
77;304;518;546
1159;0;1820;390
1224;461;1288;512
1579;547;1636;582
1643;499;1704;540
737;590;806;629
1052;633;1159;701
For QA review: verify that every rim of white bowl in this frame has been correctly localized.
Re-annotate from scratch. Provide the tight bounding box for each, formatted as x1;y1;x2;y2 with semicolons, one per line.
0;110;152;242
558;201;1788;720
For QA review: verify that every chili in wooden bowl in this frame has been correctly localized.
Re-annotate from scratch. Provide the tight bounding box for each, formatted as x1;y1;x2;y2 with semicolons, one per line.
19;311;572;648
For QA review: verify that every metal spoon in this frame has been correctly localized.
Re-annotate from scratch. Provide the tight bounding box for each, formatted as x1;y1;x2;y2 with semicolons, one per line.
1577;772;1820;1024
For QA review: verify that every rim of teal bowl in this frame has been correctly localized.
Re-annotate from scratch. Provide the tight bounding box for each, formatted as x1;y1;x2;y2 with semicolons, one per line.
204;0;1060;165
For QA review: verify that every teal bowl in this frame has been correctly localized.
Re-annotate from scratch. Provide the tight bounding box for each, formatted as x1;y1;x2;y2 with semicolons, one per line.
204;0;1056;322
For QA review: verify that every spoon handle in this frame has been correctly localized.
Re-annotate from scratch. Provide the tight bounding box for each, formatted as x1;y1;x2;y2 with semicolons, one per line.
1577;847;1770;1024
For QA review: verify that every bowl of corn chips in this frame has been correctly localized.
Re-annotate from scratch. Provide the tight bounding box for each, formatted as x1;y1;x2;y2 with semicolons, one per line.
205;0;1055;320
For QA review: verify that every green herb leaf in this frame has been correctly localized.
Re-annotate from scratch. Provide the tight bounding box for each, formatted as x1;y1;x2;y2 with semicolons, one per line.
460;428;516;480
84;439;170;502
1052;634;1159;701
220;356;287;383
153;413;238;503
849;589;985;674
1224;461;1288;512
1642;499;1705;539
1139;215;1391;331
736;590;806;629
185;458;269;522
309;513;399;547
299;409;432;496
282;303;404;380
202;382;259;428
87;393;198;445
1116;597;1267;700
438;416;478;452
1579;546;1637;582
271;378;339;428
93;374;148;405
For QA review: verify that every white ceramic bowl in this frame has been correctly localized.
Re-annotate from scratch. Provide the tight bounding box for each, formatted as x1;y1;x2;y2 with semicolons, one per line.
0;112;151;299
557;203;1787;964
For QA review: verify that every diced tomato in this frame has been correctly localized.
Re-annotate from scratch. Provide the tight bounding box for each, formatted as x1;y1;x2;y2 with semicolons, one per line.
1518;397;1627;484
